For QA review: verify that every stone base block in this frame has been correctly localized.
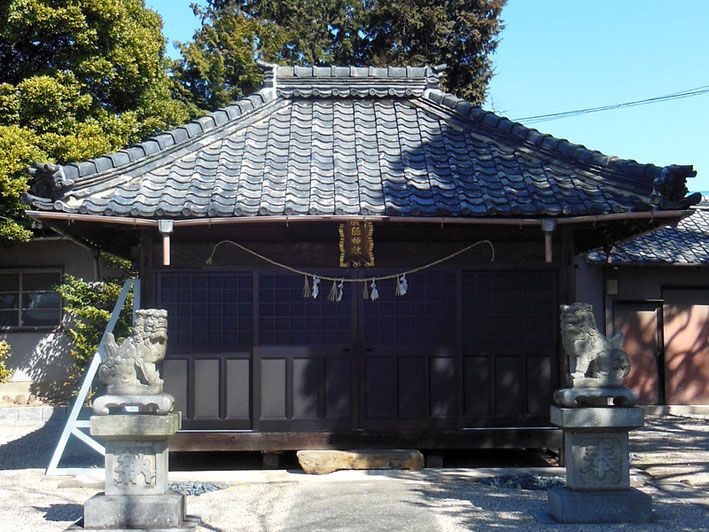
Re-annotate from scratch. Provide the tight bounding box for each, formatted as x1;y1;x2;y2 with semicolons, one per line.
550;406;644;430
547;487;652;523
90;413;180;439
83;491;189;529
68;515;201;532
297;449;424;475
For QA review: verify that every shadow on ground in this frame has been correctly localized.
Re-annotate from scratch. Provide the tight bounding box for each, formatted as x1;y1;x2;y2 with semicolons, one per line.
33;503;83;522
0;412;102;471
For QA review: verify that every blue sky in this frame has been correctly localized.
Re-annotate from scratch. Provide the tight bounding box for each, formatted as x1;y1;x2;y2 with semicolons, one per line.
147;0;709;192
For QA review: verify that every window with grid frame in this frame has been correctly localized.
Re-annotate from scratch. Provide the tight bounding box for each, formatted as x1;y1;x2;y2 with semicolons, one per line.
0;270;62;329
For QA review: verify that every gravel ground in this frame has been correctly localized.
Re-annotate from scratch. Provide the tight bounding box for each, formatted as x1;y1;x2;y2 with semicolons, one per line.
0;414;707;531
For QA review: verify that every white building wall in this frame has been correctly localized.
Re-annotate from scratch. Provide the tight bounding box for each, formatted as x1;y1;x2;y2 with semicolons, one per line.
1;238;98;400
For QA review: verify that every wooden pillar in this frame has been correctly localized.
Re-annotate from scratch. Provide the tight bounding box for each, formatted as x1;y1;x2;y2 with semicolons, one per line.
558;228;576;305
557;227;576;467
139;227;155;308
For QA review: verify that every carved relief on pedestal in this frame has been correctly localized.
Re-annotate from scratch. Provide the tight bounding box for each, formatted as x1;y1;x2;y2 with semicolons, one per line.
578;437;622;483
113;449;156;489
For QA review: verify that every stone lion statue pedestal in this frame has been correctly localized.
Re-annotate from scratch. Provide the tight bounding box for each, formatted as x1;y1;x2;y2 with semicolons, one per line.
546;303;652;524
74;309;200;531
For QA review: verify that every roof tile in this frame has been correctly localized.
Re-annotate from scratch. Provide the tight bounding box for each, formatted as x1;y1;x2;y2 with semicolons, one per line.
26;64;697;220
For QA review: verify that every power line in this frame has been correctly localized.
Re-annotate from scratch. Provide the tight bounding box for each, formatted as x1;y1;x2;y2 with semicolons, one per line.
513;84;709;124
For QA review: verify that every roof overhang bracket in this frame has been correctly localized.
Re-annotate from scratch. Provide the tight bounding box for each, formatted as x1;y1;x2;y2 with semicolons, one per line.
158;219;174;266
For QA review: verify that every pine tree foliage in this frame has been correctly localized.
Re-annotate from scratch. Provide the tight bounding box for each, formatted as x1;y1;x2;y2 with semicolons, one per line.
175;0;506;112
0;0;191;245
364;0;507;102
172;3;289;111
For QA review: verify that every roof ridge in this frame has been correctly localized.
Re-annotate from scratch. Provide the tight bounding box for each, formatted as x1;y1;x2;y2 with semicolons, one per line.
265;63;446;99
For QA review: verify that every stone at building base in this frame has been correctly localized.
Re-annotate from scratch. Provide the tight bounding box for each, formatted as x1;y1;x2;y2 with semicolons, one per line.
547;486;653;523
297;449;424;474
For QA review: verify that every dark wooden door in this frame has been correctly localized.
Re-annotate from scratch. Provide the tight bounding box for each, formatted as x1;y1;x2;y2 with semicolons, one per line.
160;271;254;429
159;269;559;431
255;271;356;431
359;271;459;430
460;272;557;426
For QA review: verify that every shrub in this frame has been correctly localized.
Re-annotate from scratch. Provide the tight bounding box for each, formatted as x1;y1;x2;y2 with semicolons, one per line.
0;340;13;383
54;253;135;385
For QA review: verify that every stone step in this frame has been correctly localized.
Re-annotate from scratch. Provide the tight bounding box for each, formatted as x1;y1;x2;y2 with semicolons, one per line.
296;449;424;475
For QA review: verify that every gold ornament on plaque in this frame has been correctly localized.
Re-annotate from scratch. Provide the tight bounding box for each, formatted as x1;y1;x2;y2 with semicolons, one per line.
339;221;374;268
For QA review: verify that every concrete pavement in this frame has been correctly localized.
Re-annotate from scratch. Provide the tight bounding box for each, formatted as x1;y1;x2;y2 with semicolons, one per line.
1;413;708;531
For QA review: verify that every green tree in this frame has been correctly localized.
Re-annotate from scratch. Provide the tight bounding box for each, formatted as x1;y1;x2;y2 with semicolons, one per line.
175;0;506;112
0;0;191;245
172;3;288;112
364;0;507;102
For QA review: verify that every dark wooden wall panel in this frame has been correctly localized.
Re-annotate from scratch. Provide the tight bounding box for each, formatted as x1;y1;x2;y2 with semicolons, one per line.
430;357;456;418
495;356;522;417
398;357;426;419
226;358;250;419
194;359;220;418
366;357;396;419
261;359;287;419
325;358;351;419
293;357;320;419
162;359;188;416
464;356;490;417
527;356;552;416
159;268;558;434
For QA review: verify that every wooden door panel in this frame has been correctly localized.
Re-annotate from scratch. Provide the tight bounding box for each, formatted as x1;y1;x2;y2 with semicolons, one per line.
398;357;427;419
194;358;220;419
527;356;553;416
359;271;459;429
663;289;709;404
495;356;523;417
464;356;490;417
225;359;250;419
430;357;456;418
324;358;352;419
365;357;397;419
613;303;660;405
461;271;557;425
161;353;251;430
260;358;287;419
293;357;321;419
258;346;355;430
162;359;188;418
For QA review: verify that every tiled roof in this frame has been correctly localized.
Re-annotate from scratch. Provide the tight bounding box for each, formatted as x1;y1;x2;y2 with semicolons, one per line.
588;199;709;264
25;63;699;219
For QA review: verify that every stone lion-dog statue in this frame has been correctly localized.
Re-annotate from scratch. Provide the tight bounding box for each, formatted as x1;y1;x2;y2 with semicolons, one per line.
556;303;636;407
99;309;168;396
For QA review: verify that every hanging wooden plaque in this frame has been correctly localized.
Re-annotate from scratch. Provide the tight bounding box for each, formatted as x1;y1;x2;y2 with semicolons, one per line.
339;221;374;268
